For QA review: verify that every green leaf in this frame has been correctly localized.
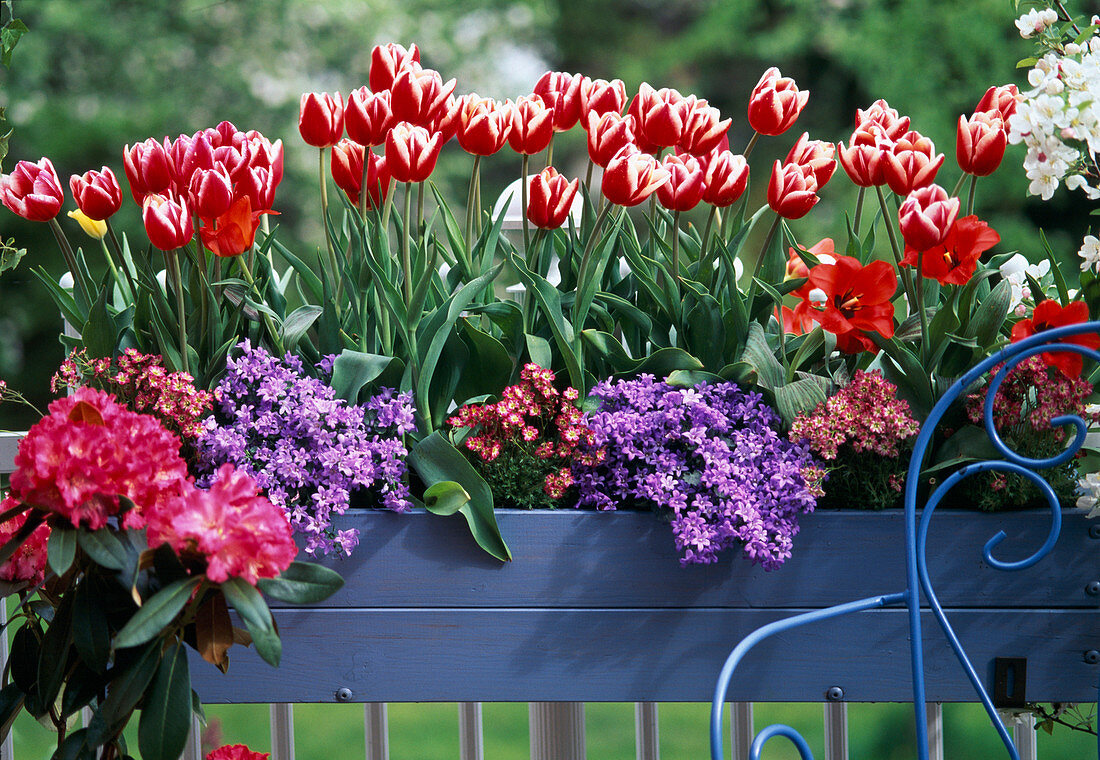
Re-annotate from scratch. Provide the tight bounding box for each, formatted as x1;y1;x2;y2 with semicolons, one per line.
77;528;129;572
968;279;1011;347
742;322;784;390
281;305;323;351
331;350;399;403
221;578;281;667
38;590;76;709
422;481;470;516
775;377;829;426
455;320;513;404
525;333;553;370
0;19;27;68
629;347;704;378
509;252;582;389
408;432;511;562
53;727;96;760
0;683;25;742
10;622;41;696
72;579;111;673
81;283;117;359
270;238;323;303
137;640;192;760
113;577;201;650
718;361;757;385
666;369;722;387
86;640;161;745
256;561;345;605
47;524;77;576
0;239;25;274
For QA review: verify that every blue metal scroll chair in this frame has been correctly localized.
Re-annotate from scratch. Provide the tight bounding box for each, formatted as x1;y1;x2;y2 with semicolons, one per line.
710;320;1100;760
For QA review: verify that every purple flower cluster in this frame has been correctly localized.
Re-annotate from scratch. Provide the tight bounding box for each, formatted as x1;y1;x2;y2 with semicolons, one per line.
196;341;416;556
572;376;819;569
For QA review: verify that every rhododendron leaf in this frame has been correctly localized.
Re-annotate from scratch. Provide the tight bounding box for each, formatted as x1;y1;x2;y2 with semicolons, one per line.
61;662;104;718
86;640;160;744
113;577;201;650
0;682;24;743
10;622;40;696
422;481;469;517
195;590;233;672
281;305;323;352
47;525;77;576
77;528;128;572
137;640;191;760
38;590;75;708
257;561;345;605
408;432;511;562
221;578;281;667
53;727;96;760
72;580;111;674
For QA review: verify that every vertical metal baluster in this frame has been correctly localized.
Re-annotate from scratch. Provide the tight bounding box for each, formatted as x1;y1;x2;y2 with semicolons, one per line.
729;702;753;760
364;703;389;760
0;601;10;760
823;702;848;760
270;703;295;760
529;702;586;760
181;714;203;760
458;702;484;760
634;702;659;760
1012;712;1038;760
925;703;944;760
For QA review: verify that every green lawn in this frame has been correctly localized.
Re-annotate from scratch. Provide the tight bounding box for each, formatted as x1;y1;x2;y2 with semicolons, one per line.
11;701;1097;759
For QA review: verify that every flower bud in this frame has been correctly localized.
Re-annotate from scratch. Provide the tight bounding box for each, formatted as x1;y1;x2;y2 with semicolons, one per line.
767;161;819;219
897;184;959;252
701;150;749;207
533;71;584;132
390;65;456;129
678;97;731;158
370;43;420;93
123;138;174;204
298;92;345;148
69;166;122;221
527;167;580;229
581;77;627;119
747;67;808;136
656;154;705;212
345;87;394;148
785;133;837;188
385;122;444;183
628;82;687;150
67;209;107;240
585;112;636;168
601;149;671;207
883;130;944;196
188;165;234;220
1;158;64;222
508;95;554;155
456;95;513;156
142;192;193;251
331;140;391;210
956;112;1007;177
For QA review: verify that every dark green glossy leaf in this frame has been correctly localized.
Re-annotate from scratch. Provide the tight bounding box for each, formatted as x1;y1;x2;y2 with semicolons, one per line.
85;640;161;745
10;621;41;694
221;578;281;667
0;682;24;742
113;577;200;650
138;640;191;760
38;588;75;708
421;481;470;517
77;527;129;571
47;524;77;576
52;727;96;760
256;561;345;605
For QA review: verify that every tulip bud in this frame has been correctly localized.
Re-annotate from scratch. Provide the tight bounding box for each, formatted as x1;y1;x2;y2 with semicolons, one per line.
67;209;107;240
747;67;808;136
527;167;580;229
701;150;749;207
656;154;705;212
957;113;1008;177
508;95;555;155
142;192;193;251
533;71;584;132
678;97;731;158
974;84;1020;123
898;184;959;252
390;65;457;129
331;140;391;210
785;133;837;188
581;78;627;119
767;161;819;220
242;133;284;186
601;149;672;207
0;158;64;222
208;120;243;150
170;131;216;194
628;83;687;151
239;166;278;214
433;94;463;143
346;87;394;147
837;124;892;187
456;95;513;156
188;165;234;221
585;112;636;168
370;43;420;93
385;122;444;183
69;167;122;221
883;130;944;196
855;100;911;140
123;138;174;204
298;92;345;148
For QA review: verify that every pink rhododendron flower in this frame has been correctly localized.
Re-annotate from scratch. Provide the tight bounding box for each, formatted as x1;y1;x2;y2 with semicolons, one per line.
9;388;190;530
206;745;270;760
148;464;297;585
0;497;50;584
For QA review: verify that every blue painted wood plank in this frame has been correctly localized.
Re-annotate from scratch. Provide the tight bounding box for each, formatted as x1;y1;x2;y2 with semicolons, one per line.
299;509;1098;610
190;608;1100;703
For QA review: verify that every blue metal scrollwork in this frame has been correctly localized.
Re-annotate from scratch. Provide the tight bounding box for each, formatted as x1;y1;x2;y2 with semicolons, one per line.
710;321;1100;760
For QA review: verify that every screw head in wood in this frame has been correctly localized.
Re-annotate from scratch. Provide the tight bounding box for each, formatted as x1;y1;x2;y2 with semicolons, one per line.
1087;581;1100;597
335;687;353;702
826;686;844;701
1086;650;1100;665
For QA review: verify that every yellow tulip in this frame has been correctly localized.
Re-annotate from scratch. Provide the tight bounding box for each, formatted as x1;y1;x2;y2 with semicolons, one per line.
67;209;107;240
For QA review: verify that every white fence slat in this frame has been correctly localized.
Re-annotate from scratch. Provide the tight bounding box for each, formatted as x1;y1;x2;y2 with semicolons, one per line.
458;702;483;760
1011;711;1038;760
364;703;389;760
926;703;943;760
823;702;848;760
0;601;10;760
270;703;294;760
181;714;203;760
529;702;585;760
634;702;659;760
729;702;753;760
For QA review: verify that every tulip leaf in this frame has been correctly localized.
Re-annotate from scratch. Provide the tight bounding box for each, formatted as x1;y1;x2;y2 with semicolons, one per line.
525;333;553;370
969;279;1012;348
331;349;401;403
423;481;470;517
137;640;192;760
666;369;723;388
256;561;345;605
270;239;323;303
509;252;582;389
775;376;830;426
281;305;323;351
455;320;512;404
113;577;201;650
742;322;784;390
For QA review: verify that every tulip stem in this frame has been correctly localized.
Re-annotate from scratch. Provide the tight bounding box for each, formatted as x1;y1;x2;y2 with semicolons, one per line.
48;218;91;306
576;201;616;311
237;255;285;357
521;154;531;252
698;206;718;288
915;249;930;366
464;155;481;258
583;159;595;233
852;186;866;238
966;174;977;216
743;131;761;160
671;210;682;284
166;248;190;374
875;184;917;308
319;148;343;309
545;136;554;169
417;180;425;236
402;182;414;307
950;172;967;199
744;213;782;308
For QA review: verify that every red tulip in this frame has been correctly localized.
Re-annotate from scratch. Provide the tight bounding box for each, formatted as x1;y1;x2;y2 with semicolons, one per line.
369;43;420;93
701;150;749;207
239;166;278;214
855;99;911;140
777;304;816;335
747;67;808;136
792;254;897;349
1;158;64;222
142;192;193;250
331;140;391;209
123;138;174;204
169;131;216;194
527;167;579;229
346;87;394;147
200;196;264;258
242;133;284;186
883;130;944;196
581;78;627;119
207;120;243;150
433;94;463;143
898;184;959;252
69;166;122;221
508;95;555;155
456;95;513;156
385;122;443;183
656;154;705;212
1011;300;1100;378
628;82;687;151
785;238;836;281
900;215;1000;285
974;84;1020;123
533;71;584;132
601;148;671;207
678;97;731;158
298;92;345;148
837;124;892;187
390;65;456;129
785;132;837;188
187;165;234;221
767;161;819;220
585;112;636;168
957;112;1007;177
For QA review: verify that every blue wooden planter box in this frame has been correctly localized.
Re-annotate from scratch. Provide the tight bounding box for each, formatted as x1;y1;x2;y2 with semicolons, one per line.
190;508;1100;704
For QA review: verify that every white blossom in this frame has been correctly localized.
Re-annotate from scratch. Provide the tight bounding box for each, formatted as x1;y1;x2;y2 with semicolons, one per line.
1016;8;1059;38
999;254;1052;307
1080;234;1100;272
1077;471;1100;516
